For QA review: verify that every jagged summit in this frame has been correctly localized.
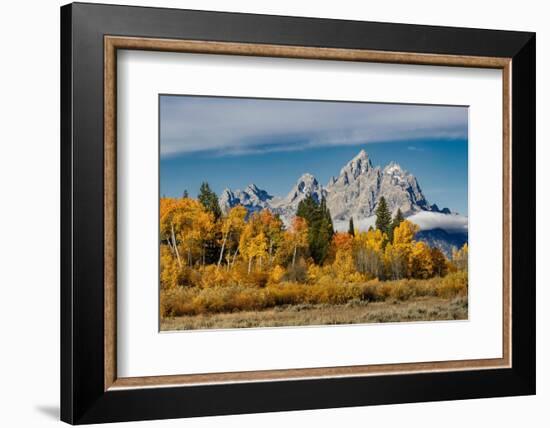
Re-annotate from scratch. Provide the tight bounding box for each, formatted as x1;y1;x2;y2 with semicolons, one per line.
218;149;452;225
337;149;373;183
219;184;272;215
245;183;260;193
384;161;404;174
289;173;322;200
267;173;327;220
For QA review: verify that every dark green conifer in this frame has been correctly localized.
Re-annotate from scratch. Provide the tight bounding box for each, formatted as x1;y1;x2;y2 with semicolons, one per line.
198;182;222;220
375;197;392;236
197;182;222;264
296;194;334;265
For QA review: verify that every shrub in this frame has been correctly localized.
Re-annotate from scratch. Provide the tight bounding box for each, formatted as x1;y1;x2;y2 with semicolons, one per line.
435;270;468;298
160;287;198;317
159;271;468;317
248;271;270;288
284;259;308;282
269;265;286;284
199;265;232;288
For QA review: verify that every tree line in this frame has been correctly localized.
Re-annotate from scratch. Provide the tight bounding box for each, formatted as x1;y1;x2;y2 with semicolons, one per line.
160;182;468;290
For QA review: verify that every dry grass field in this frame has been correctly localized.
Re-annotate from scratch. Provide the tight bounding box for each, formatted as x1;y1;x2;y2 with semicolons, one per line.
161;295;468;331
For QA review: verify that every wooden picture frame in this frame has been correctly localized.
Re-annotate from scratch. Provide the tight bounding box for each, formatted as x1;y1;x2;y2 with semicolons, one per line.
61;2;535;424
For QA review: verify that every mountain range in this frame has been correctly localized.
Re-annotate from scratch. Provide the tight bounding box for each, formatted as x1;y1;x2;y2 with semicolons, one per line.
218;149;467;255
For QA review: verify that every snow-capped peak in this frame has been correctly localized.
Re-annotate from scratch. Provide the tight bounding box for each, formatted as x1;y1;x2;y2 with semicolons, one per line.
218;148;456;225
286;173;324;202
296;173;318;189
245;183;261;194
384;161;404;175
218;184;272;214
353;149;370;162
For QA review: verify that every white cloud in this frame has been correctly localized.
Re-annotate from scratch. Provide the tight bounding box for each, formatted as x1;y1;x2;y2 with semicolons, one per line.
160;96;468;157
407;212;468;232
334;217;376;233
334;212;468;233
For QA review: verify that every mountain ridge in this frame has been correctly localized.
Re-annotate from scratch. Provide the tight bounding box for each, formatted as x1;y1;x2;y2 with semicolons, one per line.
218;149;460;232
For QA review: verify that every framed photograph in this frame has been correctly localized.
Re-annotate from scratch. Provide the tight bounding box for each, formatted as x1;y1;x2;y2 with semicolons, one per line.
61;2;535;424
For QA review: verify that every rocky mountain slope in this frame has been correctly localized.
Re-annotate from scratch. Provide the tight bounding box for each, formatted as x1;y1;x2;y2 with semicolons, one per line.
323;150;448;222
415;228;468;257
219;149;454;227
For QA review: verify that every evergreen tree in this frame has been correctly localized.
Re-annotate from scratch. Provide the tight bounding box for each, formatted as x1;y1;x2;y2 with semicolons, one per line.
296;195;334;264
315;198;334;263
392;208;404;226
296;194;319;222
182;189;189;198
324;206;334;237
197;182;222;264
348;217;355;236
375;197;392;236
198;182;222;220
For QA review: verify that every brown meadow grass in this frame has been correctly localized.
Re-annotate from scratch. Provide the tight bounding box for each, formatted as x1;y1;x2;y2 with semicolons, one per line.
161;296;468;330
160;271;467;329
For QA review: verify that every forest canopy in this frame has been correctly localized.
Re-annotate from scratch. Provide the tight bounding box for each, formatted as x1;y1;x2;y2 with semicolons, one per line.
160;184;468;295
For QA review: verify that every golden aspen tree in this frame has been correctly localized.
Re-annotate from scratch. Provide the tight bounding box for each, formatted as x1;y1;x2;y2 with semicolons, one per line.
159;197;214;268
384;243;407;280
392;220;419;245
410;241;434;279
250;232;269;273
239;223;269;274
353;229;386;278
259;209;284;266
217;205;247;268
160;245;182;289
239;221;255;273
160;198;183;267
384;220;419;279
289;216;309;267
430;247;448;277
327;232;355;281
452;243;469;271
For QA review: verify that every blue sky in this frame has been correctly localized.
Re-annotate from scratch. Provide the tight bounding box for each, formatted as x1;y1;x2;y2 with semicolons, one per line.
160;95;468;215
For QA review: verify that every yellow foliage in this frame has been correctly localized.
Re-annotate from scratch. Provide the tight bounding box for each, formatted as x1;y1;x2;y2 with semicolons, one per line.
221;205;247;236
393;220;419;245
410;241;433;279
452;243;469;271
332;250;356;282
199;264;233;288
160;246;182;289
430;247;448;277
307;264;323;284
159;195;464;318
384;242;410;280
353;229;386;278
160;197;215;267
269;265;286;284
160;271;468;317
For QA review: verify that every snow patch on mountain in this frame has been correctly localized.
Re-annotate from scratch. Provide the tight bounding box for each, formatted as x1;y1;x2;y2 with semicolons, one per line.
219;184;273;215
